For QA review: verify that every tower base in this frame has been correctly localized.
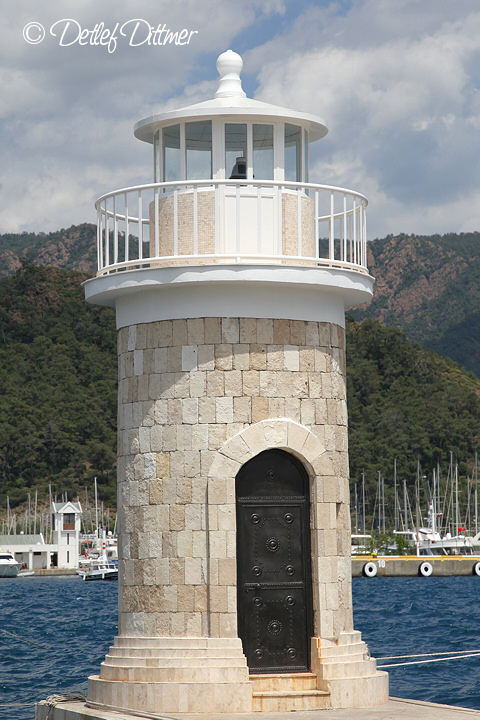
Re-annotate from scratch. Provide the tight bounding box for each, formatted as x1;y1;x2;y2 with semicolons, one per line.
36;632;388;719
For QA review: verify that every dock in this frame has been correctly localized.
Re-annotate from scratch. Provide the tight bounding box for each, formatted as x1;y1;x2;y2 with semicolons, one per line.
35;697;480;720
352;555;480;577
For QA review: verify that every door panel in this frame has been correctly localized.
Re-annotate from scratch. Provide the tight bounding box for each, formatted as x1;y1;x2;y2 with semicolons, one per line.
236;450;313;673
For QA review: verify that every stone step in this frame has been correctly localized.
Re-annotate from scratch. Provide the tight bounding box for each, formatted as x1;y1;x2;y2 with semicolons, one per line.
317;642;368;659
104;654;247;669
88;675;254;715
320;651;368;664
108;646;245;659
113;636;241;650
337;631;363;645
317;658;378;680
252;689;330;713
251;672;317;692
99;662;249;684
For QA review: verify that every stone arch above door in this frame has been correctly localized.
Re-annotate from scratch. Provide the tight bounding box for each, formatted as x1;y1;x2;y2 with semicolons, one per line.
208;419;328;480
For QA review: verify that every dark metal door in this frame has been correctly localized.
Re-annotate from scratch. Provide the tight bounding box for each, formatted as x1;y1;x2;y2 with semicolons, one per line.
236;449;313;673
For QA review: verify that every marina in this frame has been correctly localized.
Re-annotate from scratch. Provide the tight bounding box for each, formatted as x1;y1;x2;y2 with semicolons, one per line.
352;555;480;577
2;575;480;719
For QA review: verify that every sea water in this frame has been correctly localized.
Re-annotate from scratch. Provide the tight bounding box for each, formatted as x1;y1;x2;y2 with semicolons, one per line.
1;575;480;719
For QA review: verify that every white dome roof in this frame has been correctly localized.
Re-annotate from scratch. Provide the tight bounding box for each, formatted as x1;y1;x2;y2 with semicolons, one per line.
134;50;328;143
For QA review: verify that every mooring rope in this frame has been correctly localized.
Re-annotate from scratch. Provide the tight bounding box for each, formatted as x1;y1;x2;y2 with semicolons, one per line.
379;648;480;660
377;649;480;668
0;628;47;649
45;692;87;719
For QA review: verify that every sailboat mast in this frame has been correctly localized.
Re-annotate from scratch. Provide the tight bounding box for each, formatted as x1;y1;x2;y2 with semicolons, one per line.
415;459;421;556
394;459;398;533
362;471;366;534
455;462;459;535
475;451;478;536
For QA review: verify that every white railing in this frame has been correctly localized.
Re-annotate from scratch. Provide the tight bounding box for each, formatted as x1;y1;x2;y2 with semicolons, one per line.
95;179;368;275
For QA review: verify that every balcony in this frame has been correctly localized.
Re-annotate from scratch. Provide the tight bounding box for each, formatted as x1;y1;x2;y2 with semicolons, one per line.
95;179;368;277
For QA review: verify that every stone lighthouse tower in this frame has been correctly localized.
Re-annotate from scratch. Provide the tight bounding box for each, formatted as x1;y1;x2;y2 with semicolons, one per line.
82;50;388;717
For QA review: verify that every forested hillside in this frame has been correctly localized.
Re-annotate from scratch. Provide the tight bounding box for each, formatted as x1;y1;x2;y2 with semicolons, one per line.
0;260;117;507
0;263;478;516
346;318;480;512
351;232;480;377
0;224;97;278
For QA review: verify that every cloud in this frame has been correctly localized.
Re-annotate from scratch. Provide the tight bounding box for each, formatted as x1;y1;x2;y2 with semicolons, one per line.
249;1;480;235
1;0;480;237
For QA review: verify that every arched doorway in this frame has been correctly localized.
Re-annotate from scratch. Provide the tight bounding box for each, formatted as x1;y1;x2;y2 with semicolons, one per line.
236;449;313;673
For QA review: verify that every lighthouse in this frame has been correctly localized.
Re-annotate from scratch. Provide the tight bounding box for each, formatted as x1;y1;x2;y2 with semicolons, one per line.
81;50;388;716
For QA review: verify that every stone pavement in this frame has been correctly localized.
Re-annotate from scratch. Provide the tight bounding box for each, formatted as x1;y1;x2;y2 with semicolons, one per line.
36;697;480;720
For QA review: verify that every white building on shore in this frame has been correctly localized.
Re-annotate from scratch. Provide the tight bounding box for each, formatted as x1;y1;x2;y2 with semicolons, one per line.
0;499;82;570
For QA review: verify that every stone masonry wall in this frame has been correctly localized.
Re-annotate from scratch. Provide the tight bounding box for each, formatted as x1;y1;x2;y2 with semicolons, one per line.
116;317;353;642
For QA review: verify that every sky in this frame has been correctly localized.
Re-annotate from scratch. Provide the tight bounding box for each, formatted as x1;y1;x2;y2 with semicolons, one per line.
2;0;480;239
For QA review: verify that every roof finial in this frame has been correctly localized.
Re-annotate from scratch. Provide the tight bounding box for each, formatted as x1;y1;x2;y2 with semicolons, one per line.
215;50;246;98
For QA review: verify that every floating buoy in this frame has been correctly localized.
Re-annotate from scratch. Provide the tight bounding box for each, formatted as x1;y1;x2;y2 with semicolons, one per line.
473;562;480;577
419;561;433;577
363;561;378;577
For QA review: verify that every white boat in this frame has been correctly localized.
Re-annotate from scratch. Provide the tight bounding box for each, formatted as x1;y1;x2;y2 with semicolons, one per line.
0;550;21;578
76;559;118;581
351;534;372;555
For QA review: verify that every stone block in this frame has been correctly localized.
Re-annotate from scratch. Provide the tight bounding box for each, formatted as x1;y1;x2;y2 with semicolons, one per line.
241;422;266;455
192;530;207;558
192;424;209;450
206;370;224;396
208;423;226;450
170;505;185;531
222;317;239;343
210;530;227;558
185;557;204;584
187;318;205;345
242;370;259;396
224;370;243;396
284;345;300;371
239;317;257;343
189;372;206;398
198;344;215;371
167;346;182;372
172;319;188;346
233;396;251;423
256;318;274;343
220;433;251;463
204;317;221;344
128;325;137;351
182;345;198;372
154;347;168;374
251;397;269;423
215;344;233;370
216;396;234;424
273;319;291;344
232;344;250;369
184;450;201;478
182;397;198;424
158;320;173;347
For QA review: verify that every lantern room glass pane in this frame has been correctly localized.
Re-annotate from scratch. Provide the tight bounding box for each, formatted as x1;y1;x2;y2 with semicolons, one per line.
186;120;212;180
225;123;247;178
253;124;273;180
163;124;181;182
285;123;301;182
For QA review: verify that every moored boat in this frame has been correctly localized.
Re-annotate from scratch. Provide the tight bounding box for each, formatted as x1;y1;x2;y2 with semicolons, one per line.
76;559;118;581
0;550;21;578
